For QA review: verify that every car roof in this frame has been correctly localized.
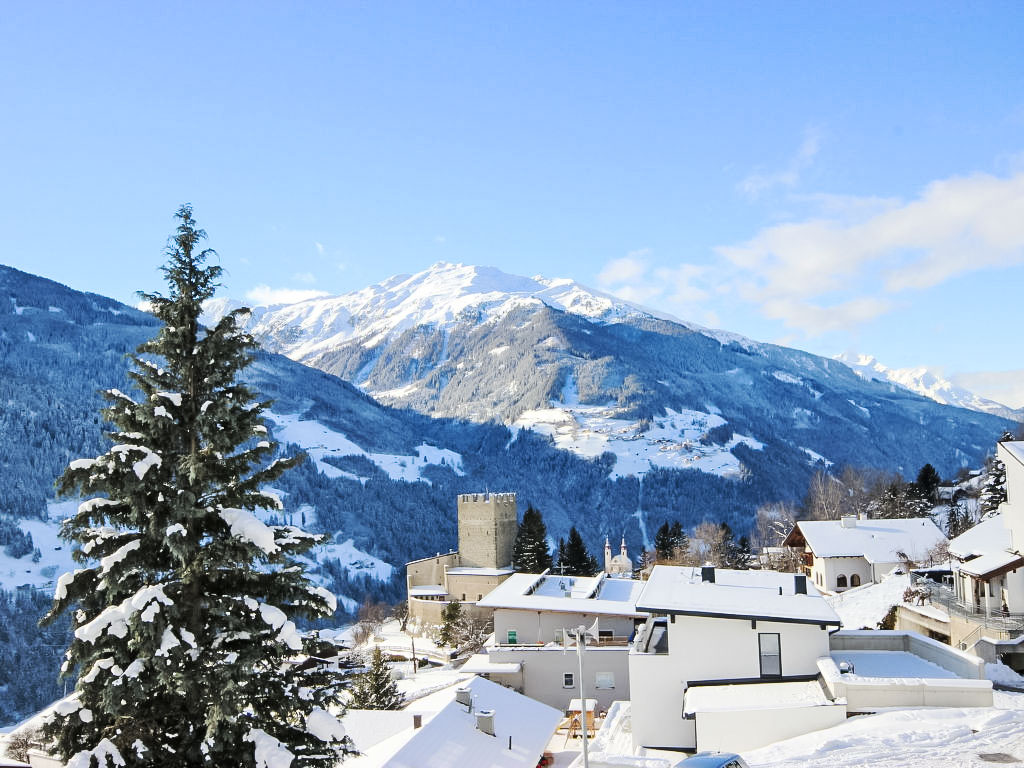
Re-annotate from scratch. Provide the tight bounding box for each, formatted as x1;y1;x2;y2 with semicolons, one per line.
675;752;746;767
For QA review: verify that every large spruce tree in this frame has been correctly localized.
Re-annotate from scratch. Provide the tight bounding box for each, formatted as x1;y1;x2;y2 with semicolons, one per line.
43;207;348;768
512;506;553;573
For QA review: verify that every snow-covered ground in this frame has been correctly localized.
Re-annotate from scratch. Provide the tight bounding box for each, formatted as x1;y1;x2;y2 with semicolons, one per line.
744;692;1024;767
514;403;762;480
266;411;463;484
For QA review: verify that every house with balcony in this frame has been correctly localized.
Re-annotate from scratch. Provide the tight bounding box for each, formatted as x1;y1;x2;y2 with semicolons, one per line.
940;441;1024;669
462;570;646;711
783;515;946;593
628;565;845;752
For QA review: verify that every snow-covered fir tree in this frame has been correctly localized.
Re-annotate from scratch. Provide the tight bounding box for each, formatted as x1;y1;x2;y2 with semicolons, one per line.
349;647;403;711
979;433;1013;517
43;207;349;768
511;506;552;573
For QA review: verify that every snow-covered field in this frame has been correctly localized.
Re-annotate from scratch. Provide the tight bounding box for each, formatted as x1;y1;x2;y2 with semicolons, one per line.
744;692;1024;767
266;411;463;484
514;399;763;480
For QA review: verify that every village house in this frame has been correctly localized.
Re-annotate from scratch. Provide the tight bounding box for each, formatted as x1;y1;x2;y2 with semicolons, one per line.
628;565;845;752
937;441;1024;669
464;570;646;712
783;515;947;592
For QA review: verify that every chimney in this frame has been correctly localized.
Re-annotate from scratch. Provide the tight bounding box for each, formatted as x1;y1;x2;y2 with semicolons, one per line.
476;709;496;737
840;516;857;529
794;574;807;594
413;714;423;729
455;687;472;708
701;565;716;583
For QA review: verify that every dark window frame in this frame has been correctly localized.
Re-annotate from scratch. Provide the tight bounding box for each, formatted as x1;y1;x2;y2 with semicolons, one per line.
758;632;782;678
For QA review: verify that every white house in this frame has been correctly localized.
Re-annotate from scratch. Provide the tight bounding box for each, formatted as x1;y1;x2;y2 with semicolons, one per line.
465;571;646;711
783;516;947;592
945;441;1024;667
628;565;844;752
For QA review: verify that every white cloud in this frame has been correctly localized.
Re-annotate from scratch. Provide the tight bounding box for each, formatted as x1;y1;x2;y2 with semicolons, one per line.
739;128;821;199
245;285;329;306
597;252;711;312
314;242;325;256
717;170;1024;335
950;369;1024;410
292;272;316;284
434;235;447;244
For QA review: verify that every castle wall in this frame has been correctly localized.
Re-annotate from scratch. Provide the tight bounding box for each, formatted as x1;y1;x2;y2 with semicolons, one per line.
457;492;517;569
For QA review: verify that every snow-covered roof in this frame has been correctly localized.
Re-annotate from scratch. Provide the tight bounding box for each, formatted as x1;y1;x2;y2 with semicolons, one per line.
683;680;833;714
380;676;561;768
1002;441;1024;468
409;585;447;596
789;517;946;563
958;550;1024;579
460;654;523;675
636;566;840;625
948;515;1010;559
445;566;515;577
476;572;646;617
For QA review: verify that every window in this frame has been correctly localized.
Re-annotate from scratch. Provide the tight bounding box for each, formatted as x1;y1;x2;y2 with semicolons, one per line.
506;630;517;644
595;671;615;689
563;673;575;688
461;594;466;601
759;633;781;677
836;574;848;589
554;629;564;644
851;574;861;587
598;629;614;643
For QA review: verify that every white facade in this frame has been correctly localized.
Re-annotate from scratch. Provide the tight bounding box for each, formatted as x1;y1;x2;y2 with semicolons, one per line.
949;441;1024;616
786;516;947;593
472;571;645;712
628;565;840;750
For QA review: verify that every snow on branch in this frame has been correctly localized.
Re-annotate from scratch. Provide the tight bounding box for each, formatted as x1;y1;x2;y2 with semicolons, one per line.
245;728;295;768
75;585;174;644
220;508;279;554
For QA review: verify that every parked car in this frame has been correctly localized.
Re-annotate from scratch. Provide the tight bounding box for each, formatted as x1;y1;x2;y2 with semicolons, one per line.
673;752;750;768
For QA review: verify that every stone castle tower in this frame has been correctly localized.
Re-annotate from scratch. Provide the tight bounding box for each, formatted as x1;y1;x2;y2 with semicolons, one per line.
457;492;517;569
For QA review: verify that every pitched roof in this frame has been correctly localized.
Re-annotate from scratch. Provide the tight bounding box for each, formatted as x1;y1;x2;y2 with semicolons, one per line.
789;517;946;563
381;676;561;768
948;515;1010;560
636;565;840;625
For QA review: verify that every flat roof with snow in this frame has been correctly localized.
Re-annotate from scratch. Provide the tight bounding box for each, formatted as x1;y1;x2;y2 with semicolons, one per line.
637;566;841;625
476;572;646;617
684;680;834;714
445;566;515;577
1000;440;1024;468
785;517;946;563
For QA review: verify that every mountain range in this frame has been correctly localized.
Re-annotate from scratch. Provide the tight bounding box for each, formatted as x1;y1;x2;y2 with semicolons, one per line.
0;260;1016;724
834;352;1022;422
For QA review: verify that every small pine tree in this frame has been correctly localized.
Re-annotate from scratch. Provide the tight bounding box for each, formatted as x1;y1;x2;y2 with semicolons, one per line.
43;207;348;767
913;463;942;505
349;647;403;710
512;506;553;573
558;527;598;576
653;522;674;561
439;599;463;647
669;521;688;560
980;450;1008;517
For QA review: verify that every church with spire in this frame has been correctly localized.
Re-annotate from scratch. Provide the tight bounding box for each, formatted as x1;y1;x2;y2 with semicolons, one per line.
604;535;634;576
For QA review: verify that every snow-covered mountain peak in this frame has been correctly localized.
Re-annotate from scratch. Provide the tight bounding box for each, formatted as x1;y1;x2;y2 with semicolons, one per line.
201;262;685;361
834;351;1016;419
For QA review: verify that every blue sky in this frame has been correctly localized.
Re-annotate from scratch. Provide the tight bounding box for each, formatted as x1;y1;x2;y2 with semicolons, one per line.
2;2;1023;404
